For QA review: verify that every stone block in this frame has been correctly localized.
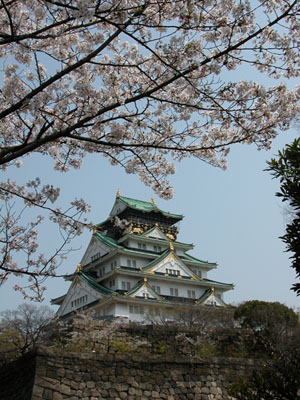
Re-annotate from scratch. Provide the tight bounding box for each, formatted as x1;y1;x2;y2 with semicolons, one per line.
201;387;209;394
32;385;44;397
52;393;63;400
43;388;53;400
128;387;136;395
151;391;160;398
119;392;128;399
91;388;100;396
60;384;72;395
103;381;112;389
210;386;218;395
57;369;65;378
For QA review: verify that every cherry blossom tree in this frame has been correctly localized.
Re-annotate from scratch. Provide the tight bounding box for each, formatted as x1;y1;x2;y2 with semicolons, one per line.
1;0;300;299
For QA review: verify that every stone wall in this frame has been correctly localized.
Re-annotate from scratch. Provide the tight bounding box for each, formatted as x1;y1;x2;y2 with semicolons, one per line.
0;321;256;400
30;349;252;400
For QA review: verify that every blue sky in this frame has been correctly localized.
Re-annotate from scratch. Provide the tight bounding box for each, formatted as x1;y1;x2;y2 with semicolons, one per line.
0;126;299;313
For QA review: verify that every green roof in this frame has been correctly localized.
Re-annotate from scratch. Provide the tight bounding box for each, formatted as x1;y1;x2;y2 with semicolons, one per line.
202;278;234;288
95;232;118;248
142;249;170;272
181;253;217;266
79;272;117;295
125;280;145;296
118;195;183;219
197;288;227;306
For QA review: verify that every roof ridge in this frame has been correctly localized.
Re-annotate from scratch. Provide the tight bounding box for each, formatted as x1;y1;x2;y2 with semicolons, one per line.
117;195;183;219
119;195;153;205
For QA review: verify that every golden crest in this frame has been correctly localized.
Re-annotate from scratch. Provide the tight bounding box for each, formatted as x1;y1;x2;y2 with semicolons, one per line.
166;233;175;241
132;227;143;234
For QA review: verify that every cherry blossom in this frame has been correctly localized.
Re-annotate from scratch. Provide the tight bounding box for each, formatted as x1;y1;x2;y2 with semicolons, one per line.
0;0;300;299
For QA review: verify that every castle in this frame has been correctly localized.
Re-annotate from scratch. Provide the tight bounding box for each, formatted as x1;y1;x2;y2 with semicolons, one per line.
52;192;234;322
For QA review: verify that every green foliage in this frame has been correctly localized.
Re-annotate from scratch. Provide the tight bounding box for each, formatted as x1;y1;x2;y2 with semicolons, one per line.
234;300;298;333
157;341;165;354
194;343;218;358
230;329;300;400
266;138;300;295
231;301;300;399
0;330;22;358
111;340;128;353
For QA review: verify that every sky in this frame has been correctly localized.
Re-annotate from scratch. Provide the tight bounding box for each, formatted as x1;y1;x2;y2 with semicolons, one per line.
0;126;299;313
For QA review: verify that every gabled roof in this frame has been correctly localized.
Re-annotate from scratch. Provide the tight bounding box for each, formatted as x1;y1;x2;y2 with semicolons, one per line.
112;195;183;220
125;279;162;300
79;272;117;296
141;225;170;240
197;288;227;307
142;249;200;280
94;232;119;249
117;229;194;251
51;272;117;317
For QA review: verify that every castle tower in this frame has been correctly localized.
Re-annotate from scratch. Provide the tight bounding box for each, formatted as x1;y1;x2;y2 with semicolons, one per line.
52;193;234;322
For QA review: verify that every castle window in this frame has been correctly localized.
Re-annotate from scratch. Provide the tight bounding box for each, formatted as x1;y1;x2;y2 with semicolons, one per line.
97;266;106;277
91;252;101;262
129;305;144;314
166;268;180;276
109;279;115;288
152;285;161;294
72;295;88;308
170;288;178;296
122;281;131;290
192;269;202;278
143;292;149;299
127;259;137;268
187;290;196;298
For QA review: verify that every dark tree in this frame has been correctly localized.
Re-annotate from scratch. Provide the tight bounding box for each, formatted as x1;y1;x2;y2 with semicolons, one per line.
0;303;54;354
231;301;300;399
266;138;300;295
230;326;300;400
234;300;299;356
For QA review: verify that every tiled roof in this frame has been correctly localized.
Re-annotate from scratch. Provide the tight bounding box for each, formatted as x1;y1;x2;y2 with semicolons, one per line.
79;272;117;295
181;253;217;266
118;195;183;219
94;232;118;248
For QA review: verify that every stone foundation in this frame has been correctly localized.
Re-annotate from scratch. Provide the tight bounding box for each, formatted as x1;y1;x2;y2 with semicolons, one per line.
29;349;253;400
